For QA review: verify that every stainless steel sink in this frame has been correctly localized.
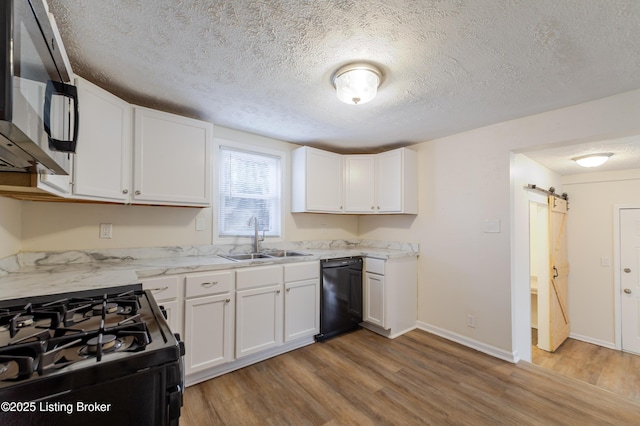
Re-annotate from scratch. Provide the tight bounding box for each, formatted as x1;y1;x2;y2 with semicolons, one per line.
219;250;311;261
219;253;273;261
261;250;311;258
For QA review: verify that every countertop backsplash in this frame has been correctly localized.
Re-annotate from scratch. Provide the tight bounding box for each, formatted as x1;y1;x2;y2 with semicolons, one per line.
0;240;418;301
3;239;418;270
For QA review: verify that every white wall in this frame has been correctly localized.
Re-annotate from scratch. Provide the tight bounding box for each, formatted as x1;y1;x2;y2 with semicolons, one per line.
562;169;640;348
360;89;640;357
4;89;640;361
0;197;22;258
17;126;357;252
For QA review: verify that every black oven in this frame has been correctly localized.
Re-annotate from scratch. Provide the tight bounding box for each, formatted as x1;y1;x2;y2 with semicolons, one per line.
0;285;184;425
0;0;79;174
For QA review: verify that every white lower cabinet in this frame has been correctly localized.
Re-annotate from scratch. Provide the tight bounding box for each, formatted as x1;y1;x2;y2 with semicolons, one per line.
235;265;283;358
141;275;182;337
181;261;320;385
184;271;234;375
364;270;385;328
284;261;320;341
362;256;418;338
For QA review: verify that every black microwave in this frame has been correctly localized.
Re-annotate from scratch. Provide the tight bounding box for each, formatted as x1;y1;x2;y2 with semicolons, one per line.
0;0;78;174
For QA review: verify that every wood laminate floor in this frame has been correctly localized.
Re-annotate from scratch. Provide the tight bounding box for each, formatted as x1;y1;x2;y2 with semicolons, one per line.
181;329;640;425
532;334;640;404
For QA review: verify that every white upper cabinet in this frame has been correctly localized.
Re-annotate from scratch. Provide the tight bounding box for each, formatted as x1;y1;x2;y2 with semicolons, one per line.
132;106;212;206
344;155;376;213
73;77;131;202
72;79;212;207
344;148;418;214
375;148;418;214
291;146;344;213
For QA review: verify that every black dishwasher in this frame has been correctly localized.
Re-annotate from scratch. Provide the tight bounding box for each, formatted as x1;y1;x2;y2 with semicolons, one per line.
316;257;363;341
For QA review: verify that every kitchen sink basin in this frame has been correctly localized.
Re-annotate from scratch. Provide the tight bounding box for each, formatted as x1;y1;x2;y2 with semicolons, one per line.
219;253;273;261
219;250;311;261
261;250;311;258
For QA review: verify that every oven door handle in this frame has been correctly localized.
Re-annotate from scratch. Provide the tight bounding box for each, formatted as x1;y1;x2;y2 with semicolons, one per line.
167;333;185;426
176;333;185;393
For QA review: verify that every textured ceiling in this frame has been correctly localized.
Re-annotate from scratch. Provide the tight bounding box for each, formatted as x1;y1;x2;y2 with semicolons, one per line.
47;0;640;157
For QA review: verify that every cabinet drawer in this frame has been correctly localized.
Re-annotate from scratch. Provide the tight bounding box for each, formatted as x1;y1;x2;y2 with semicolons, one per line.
186;271;233;298
365;258;385;275
236;265;282;290
284;261;319;282
142;275;180;301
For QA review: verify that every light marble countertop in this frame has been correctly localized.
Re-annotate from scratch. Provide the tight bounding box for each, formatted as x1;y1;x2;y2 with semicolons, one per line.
0;240;418;301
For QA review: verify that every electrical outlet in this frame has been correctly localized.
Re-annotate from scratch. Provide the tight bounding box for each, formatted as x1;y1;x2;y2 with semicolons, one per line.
99;223;113;239
466;314;476;328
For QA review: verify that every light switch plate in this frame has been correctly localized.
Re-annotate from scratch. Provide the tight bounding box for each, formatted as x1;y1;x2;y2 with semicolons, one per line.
483;219;501;233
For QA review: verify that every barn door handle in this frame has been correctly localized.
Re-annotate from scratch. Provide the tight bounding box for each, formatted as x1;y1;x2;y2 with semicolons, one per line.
553;266;558;279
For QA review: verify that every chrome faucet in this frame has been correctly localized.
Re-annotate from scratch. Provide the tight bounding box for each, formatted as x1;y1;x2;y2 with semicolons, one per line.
248;215;264;253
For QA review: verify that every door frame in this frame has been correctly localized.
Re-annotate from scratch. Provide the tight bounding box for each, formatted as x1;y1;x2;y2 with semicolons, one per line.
613;204;640;351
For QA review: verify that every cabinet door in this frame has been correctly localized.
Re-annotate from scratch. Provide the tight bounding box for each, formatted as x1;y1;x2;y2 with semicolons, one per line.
184;293;234;374
364;272;386;329
284;278;319;341
132;107;212;206
142;275;182;336
375;149;403;213
73;77;131;201
158;300;180;337
39;169;71;195
344;155;375;213
236;284;283;358
296;147;343;212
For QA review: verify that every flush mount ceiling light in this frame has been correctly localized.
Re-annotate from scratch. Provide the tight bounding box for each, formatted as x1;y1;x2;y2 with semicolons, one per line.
572;152;613;168
332;63;383;105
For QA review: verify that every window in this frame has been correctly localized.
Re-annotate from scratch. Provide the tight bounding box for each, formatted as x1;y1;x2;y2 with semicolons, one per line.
218;146;281;237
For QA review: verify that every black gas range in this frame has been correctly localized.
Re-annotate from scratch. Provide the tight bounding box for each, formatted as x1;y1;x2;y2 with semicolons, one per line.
0;284;184;425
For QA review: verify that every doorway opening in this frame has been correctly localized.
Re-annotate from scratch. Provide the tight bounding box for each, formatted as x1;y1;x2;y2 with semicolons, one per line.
529;201;549;350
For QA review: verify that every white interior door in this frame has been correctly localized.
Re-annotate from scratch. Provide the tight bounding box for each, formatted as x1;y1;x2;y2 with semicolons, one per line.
621;208;640;354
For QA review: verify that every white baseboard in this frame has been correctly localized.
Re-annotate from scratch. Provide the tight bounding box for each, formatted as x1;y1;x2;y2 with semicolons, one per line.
416;321;518;364
569;332;617;350
360;322;417;339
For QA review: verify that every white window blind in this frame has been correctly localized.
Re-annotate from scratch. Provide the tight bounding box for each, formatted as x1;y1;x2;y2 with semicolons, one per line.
218;146;281;237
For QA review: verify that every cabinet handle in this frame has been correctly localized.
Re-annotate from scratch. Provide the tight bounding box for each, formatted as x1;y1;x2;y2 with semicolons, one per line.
135;190;141;195
276;289;281;294
225;298;231;303
150;286;169;293
122;189;129;194
371;206;374;210
202;281;218;287
286;288;291;292
377;206;380;210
